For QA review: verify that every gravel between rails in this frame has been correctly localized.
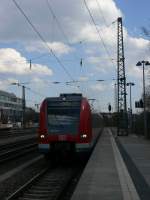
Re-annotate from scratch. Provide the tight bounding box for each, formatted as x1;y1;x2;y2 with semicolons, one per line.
0;138;36;151
0;143;37;163
0;154;47;200
0;135;37;148
0;136;38;164
6;163;84;200
0;128;37;139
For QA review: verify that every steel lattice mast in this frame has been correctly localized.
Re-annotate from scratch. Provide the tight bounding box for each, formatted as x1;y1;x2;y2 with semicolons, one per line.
117;17;128;135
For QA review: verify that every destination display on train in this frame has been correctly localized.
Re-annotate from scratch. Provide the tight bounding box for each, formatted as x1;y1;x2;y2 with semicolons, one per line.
48;100;81;107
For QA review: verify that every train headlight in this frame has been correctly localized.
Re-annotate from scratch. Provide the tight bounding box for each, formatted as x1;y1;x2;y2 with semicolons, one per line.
81;134;87;138
40;134;45;138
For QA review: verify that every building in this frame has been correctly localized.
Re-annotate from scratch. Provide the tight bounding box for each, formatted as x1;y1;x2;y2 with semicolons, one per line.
0;90;22;123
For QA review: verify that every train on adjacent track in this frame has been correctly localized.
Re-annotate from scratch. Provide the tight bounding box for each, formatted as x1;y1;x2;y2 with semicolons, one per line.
38;93;103;155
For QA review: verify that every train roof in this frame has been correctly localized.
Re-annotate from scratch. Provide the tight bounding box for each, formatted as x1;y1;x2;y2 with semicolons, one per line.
46;93;83;102
60;93;82;100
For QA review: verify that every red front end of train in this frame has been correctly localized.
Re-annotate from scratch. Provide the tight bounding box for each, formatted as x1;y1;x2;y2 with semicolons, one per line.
38;93;96;154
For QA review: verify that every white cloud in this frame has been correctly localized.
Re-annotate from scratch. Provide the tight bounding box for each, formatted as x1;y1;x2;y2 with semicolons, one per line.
0;0;122;44
88;56;107;64
88;0;122;21
30;77;48;93
0;0;150;110
127;37;149;49
26;41;73;55
90;83;106;91
77;24;99;43
127;65;142;79
79;76;89;81
88;56;114;73
0;78;18;90
48;42;73;55
124;34;150;78
0;48;53;76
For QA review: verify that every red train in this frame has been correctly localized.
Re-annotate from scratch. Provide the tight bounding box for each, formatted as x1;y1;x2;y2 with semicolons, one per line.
38;93;102;154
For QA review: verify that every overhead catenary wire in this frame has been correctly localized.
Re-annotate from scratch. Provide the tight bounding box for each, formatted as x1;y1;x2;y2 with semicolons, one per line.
0;74;85;104
8;55;80;65
26;87;45;98
11;0;115;101
94;0;117;66
46;0;100;84
46;0;84;71
65;78;116;85
16;78;116;86
83;0;115;67
3;0;88;68
12;0;75;81
25;98;40;105
46;0;71;46
11;3;85;96
11;81;46;98
28;53;51;62
95;0;108;27
10;0;115;76
2;52;116;66
94;0;117;27
46;0;86;57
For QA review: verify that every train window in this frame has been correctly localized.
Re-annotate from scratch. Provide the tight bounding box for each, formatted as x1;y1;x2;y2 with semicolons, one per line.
47;100;81;135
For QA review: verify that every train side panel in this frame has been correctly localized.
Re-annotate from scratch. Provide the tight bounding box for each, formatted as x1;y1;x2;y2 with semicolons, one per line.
38;99;50;152
75;98;92;152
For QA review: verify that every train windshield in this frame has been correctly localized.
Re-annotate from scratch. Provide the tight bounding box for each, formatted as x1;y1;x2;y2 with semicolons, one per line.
47;100;81;135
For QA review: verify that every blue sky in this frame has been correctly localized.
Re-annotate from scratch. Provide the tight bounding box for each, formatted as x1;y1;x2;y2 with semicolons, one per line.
115;0;150;36
0;0;149;112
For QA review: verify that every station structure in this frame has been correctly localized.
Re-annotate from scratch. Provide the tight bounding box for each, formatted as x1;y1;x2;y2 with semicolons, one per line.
0;90;22;123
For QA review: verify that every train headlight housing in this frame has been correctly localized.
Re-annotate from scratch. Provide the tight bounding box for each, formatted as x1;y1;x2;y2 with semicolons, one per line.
81;134;87;139
40;134;45;139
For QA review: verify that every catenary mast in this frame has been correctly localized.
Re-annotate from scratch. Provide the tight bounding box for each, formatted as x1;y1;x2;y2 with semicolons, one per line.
117;17;128;135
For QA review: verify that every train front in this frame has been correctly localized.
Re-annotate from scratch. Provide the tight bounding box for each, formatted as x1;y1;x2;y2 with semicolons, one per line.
38;93;92;154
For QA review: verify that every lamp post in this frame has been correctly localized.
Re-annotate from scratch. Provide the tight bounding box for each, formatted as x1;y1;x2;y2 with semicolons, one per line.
11;82;26;128
136;60;150;138
126;82;135;132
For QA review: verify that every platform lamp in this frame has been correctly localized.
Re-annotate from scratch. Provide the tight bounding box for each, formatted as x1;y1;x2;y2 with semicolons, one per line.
136;61;150;138
126;82;135;133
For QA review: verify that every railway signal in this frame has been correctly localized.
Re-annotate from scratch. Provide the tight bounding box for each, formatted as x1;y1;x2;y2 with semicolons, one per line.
108;104;111;113
135;99;144;108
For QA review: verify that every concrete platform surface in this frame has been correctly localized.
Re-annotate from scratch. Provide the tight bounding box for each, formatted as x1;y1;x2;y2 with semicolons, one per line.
71;128;139;200
116;134;150;200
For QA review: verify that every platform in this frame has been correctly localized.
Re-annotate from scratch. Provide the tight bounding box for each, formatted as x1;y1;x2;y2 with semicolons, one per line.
71;128;140;200
116;134;150;200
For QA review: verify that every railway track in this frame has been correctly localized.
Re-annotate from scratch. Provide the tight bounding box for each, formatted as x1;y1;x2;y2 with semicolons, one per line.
6;163;83;200
0;138;36;150
0;128;36;139
0;139;37;163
